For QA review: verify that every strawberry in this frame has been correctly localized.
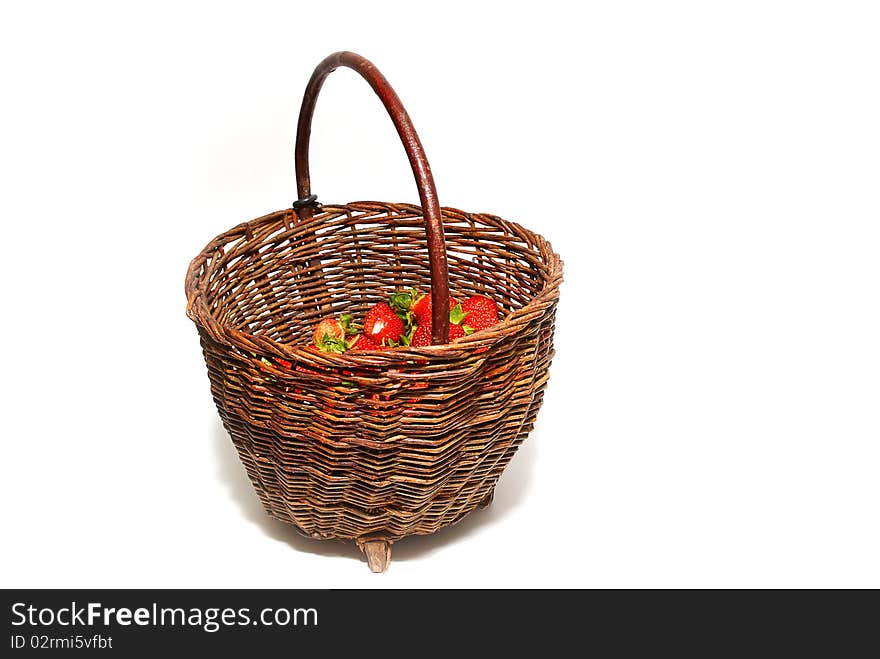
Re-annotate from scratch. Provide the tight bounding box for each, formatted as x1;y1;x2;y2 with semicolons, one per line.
312;316;346;350
411;313;467;347
364;302;405;347
411;293;458;325
461;295;499;332
390;289;457;327
311;313;364;353
411;323;432;347
391;288;461;347
347;334;378;351
274;358;293;369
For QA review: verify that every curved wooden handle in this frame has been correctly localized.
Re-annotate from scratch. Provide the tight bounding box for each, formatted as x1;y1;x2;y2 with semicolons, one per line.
294;51;450;344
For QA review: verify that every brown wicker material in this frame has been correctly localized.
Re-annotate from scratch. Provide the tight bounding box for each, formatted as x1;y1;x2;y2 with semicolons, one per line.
185;52;563;572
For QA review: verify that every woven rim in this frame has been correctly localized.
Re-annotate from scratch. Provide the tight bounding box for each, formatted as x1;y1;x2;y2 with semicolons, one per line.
186;200;563;545
186;202;563;367
185;52;565;560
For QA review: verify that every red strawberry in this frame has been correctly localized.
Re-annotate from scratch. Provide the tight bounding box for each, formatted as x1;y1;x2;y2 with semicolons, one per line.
347;334;378;351
410;298;475;346
461;295;499;332
411;323;432;347
411;293;458;325
274;358;293;369
411;318;465;346
364;302;404;347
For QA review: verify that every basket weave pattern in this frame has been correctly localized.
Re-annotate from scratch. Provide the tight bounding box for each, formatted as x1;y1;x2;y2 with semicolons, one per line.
188;202;560;541
186;52;562;568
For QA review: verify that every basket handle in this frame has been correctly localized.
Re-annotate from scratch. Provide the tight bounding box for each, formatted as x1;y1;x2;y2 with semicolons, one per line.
294;51;450;345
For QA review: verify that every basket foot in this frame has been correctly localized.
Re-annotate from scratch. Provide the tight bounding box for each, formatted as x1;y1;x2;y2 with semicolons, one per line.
358;539;391;573
478;489;495;510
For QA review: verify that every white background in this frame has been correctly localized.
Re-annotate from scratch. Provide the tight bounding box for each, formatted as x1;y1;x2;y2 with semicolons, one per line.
1;1;878;588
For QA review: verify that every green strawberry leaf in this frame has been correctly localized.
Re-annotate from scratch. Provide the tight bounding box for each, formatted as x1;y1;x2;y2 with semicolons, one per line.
389;290;414;313
339;314;362;335
399;325;416;346
390;289;422;334
462;324;475;335
318;333;348;354
450;303;469;326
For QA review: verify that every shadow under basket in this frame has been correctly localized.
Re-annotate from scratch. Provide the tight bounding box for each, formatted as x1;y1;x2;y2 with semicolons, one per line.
185;52;563;572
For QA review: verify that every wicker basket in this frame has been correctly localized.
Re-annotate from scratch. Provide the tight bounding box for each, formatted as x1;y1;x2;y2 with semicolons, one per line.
185;52;563;572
